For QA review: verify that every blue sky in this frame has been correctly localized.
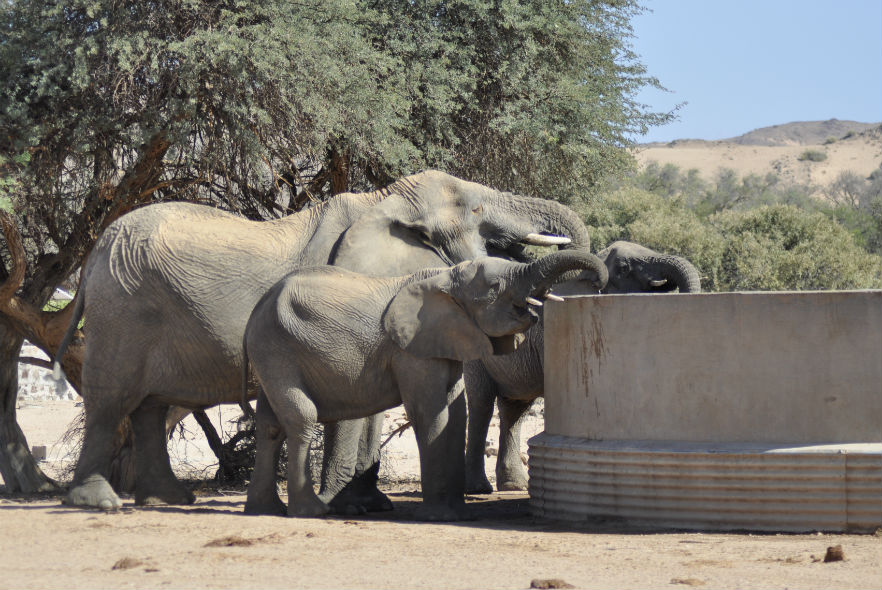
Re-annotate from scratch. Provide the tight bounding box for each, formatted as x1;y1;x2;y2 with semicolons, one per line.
629;0;882;143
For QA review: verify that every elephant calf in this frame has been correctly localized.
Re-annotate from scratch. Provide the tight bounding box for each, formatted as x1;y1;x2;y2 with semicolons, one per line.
465;240;702;493
242;251;607;521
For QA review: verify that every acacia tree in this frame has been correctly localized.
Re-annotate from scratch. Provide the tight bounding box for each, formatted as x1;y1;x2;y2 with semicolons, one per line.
0;0;672;492
363;1;672;201
0;0;410;491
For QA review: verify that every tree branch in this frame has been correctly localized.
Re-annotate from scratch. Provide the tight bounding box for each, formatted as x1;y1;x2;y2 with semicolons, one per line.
18;356;53;370
0;212;83;392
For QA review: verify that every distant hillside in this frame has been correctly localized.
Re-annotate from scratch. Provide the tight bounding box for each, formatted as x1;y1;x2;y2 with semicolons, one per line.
634;120;882;193
728;119;880;147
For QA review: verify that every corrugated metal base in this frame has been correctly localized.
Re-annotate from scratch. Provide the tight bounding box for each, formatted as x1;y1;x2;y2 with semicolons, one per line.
528;434;882;533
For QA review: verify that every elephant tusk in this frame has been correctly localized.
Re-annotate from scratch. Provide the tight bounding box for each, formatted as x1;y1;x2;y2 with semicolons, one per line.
649;279;668;287
523;233;571;247
545;293;565;302
525;296;544;307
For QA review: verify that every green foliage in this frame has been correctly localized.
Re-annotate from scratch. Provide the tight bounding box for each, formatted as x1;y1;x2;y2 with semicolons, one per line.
711;205;880;291
822;168;882;253
587;166;882;292
797;149;827;162
632;162;818;217
0;152;29;211
359;1;676;201
1;0;669;213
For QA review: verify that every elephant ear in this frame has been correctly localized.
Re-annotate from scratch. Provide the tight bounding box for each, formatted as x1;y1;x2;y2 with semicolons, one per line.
333;195;449;275
383;272;493;362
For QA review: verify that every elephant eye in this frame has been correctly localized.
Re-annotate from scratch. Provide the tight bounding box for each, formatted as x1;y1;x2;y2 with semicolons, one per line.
472;205;483;215
475;283;499;303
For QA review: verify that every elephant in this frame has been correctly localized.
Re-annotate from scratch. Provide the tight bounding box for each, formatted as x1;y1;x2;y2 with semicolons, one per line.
241;250;609;520
464;240;701;493
53;169;592;511
598;240;702;294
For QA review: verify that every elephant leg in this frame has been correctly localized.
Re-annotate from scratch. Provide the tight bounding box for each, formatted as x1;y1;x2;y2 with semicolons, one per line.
130;401;196;506
495;397;534;491
263;381;328;517
399;362;468;521
244;391;287;515
318;416;391;514
317;419;358;508
354;412;392;509
65;397;129;510
464;364;496;494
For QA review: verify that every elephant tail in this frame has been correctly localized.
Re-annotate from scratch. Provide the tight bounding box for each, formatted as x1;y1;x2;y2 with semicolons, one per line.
240;336;256;420
52;287;86;382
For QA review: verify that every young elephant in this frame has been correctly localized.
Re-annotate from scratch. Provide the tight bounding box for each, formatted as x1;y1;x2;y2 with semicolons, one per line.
465;241;701;493
243;251;607;521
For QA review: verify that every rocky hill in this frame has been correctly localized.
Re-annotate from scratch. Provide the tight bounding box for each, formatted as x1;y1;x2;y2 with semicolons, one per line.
727;119;879;147
634;120;881;191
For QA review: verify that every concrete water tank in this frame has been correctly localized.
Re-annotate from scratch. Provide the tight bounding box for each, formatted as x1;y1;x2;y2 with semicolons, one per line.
529;291;881;532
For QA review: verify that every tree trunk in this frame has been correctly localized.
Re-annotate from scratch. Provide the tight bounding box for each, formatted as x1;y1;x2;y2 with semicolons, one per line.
329;148;350;195
0;321;58;493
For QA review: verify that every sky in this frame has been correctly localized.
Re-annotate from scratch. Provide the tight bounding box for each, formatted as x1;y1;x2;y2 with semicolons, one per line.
628;0;882;143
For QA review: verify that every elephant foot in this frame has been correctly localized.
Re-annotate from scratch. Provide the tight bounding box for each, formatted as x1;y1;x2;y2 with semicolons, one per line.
64;474;123;511
244;494;288;517
464;473;493;495
496;464;529;491
414;502;470;522
496;477;529;492
321;480;394;515
288;496;331;518
134;481;196;506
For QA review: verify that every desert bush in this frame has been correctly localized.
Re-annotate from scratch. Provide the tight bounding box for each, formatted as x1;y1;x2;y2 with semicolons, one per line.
798;149;827;162
630;161;707;200
825;168;882;253
631;163;818;216
710;205;881;291
631;162;881;255
582;186;881;292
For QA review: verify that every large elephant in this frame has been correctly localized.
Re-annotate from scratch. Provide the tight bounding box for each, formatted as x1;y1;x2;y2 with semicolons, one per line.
464;240;701;493
54;169;591;510
242;251;609;520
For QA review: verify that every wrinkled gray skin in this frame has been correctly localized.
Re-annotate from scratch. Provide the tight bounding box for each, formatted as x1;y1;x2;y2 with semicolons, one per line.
599;240;702;295
54;169;593;511
243;251;608;520
464;240;701;493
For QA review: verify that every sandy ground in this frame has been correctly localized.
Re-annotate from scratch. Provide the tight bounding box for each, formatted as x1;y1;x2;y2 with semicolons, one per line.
633;133;881;191
2;399;880;590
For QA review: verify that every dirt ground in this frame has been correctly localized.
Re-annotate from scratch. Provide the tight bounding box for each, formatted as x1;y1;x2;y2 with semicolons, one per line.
3;400;880;590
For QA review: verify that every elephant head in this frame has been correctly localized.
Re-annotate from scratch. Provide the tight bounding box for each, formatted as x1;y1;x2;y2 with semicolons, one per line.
383;250;608;361
331;170;590;276
597;240;701;294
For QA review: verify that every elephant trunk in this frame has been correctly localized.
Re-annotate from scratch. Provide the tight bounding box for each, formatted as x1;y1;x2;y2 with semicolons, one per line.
516;250;608;301
651;255;702;293
486;192;592;252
